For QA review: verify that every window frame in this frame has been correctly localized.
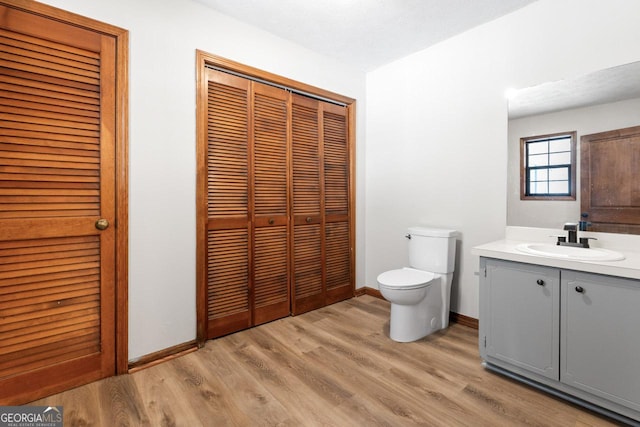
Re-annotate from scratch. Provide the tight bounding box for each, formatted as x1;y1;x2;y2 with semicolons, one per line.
520;131;577;201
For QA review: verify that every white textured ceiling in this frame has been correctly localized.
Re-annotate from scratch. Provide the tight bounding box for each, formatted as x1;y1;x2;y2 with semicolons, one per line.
195;0;538;71
509;61;640;119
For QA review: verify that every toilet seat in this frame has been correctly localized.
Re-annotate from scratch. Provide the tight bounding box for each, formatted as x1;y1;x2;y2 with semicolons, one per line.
377;267;435;290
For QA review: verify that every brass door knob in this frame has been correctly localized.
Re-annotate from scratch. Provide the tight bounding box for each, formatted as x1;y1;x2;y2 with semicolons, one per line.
95;218;109;230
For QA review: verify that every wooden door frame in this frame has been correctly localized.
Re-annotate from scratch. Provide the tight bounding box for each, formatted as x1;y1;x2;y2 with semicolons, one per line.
3;0;130;374
196;51;356;345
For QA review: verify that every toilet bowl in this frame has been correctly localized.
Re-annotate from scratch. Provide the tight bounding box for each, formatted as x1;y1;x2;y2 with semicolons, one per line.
378;268;435;342
377;226;457;342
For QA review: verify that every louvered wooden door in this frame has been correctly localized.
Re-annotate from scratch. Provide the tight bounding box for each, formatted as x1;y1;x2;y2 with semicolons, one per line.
0;6;117;404
322;103;352;304
291;95;324;313
205;70;290;338
252;83;290;325
291;95;352;314
205;70;251;338
202;58;353;337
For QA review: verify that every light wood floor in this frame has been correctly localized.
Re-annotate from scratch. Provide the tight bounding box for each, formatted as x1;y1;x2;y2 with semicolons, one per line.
33;295;622;426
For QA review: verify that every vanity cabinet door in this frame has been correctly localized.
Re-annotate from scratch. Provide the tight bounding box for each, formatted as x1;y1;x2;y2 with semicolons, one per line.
480;258;560;380
561;271;640;412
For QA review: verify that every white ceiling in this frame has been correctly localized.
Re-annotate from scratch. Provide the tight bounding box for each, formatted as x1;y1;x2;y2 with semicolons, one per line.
195;0;538;71
508;61;640;119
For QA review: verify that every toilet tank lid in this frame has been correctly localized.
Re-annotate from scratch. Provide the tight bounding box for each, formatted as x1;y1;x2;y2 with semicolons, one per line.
408;226;458;238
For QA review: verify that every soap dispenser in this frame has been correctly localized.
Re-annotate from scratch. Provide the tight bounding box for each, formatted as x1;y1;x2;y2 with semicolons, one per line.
579;212;591;231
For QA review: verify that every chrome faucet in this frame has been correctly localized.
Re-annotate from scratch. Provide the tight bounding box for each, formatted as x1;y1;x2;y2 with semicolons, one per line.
557;222;596;248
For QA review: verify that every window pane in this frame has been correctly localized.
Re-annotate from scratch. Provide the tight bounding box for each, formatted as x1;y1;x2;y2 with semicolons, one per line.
529;154;548;167
527;141;548;155
549;138;571;153
531;182;548;194
530;168;548;181
549;152;570;165
549;167;568;180
549;181;569;194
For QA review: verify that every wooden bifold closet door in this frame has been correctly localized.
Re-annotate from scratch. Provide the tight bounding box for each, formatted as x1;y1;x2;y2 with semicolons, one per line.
291;94;352;314
205;69;290;338
203;66;353;339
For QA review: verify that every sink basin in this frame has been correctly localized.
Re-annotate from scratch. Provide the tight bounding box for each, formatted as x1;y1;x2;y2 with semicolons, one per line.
516;243;625;262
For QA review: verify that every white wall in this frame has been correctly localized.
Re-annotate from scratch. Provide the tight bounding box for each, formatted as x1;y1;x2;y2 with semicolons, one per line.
39;0;367;361
508;97;640;229
34;0;640;359
365;0;640;318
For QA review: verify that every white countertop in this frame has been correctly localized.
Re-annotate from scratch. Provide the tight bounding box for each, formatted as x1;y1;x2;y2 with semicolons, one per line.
472;227;640;280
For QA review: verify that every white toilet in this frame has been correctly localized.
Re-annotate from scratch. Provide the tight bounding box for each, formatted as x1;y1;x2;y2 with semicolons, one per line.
377;226;458;342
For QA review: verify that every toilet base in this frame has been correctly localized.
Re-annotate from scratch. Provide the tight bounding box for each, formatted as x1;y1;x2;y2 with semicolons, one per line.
389;298;440;342
384;273;454;343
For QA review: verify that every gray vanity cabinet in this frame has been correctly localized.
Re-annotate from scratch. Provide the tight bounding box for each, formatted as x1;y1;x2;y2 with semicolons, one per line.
480;258;560;380
561;270;640;413
480;257;640;422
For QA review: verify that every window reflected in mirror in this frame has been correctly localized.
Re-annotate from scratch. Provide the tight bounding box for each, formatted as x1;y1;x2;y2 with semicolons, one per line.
520;131;576;200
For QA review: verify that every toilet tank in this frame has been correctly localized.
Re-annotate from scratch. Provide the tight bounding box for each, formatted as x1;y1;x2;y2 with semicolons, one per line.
407;226;458;273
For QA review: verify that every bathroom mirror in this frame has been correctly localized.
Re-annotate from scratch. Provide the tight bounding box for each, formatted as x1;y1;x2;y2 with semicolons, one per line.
507;61;640;232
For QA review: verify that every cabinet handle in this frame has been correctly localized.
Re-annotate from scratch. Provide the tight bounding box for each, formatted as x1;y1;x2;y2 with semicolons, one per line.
536;279;544;286
575;286;584;293
268;218;274;225
306;217;312;223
